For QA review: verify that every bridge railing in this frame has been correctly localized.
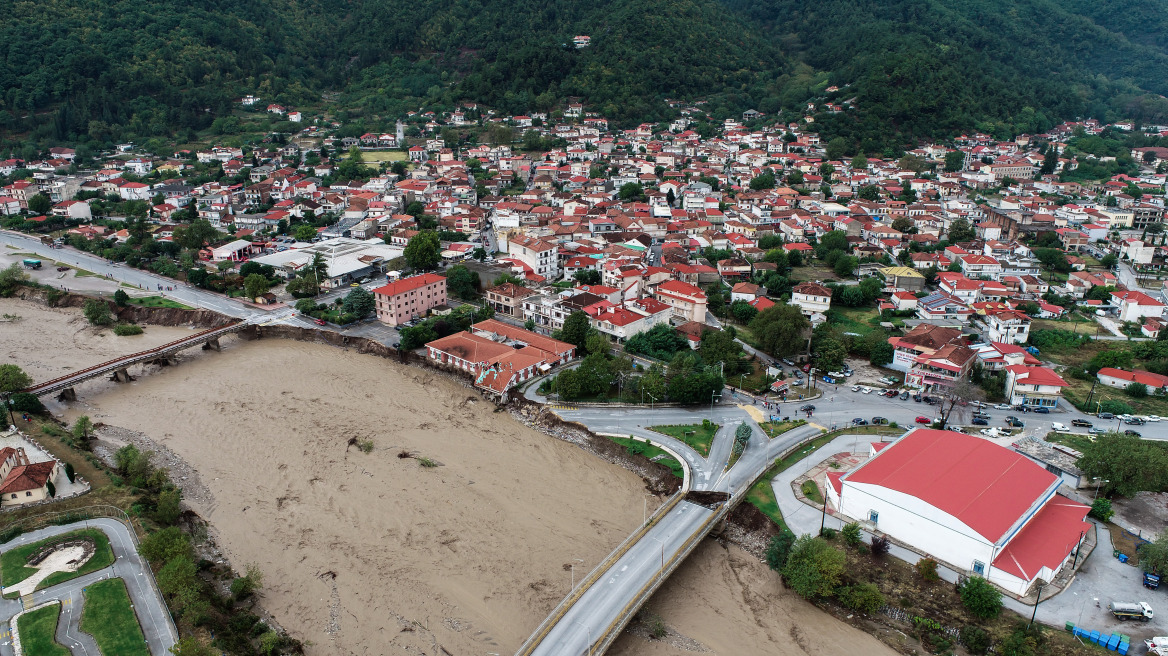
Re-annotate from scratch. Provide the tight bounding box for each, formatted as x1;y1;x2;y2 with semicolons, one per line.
24;321;241;394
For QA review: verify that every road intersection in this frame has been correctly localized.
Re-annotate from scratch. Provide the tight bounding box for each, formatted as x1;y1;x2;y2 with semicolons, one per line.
0;518;177;656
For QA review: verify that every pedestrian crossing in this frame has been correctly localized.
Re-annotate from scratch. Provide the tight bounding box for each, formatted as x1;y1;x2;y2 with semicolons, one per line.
550;404;577;410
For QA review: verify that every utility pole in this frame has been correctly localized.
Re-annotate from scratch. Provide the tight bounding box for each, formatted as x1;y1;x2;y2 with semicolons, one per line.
1029;579;1046;629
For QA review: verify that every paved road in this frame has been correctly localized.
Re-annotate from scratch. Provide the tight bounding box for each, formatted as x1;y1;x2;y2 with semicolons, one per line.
0;518;177;656
523;404;821;655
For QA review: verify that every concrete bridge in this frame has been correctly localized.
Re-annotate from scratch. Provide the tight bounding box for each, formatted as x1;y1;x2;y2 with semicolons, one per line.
515;405;825;656
22;321;246;401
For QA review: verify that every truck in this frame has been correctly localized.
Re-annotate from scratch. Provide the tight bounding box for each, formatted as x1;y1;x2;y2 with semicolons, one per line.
1109;601;1153;621
1147;637;1168;656
21;258;41;269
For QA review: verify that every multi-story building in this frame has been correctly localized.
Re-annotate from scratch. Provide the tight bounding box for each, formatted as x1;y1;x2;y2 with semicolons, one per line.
887;324;964;373
1004;365;1069;408
484;282;538;318
507;234;560;280
982;309;1031;345
1112;290;1165;323
373;273;448;326
652;280;708;323
791;282;832;316
906;342;977;391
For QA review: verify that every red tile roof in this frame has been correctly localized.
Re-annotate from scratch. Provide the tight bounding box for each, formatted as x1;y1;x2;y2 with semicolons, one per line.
991;497;1089;580
844;429;1058;542
373;273;445;297
0;461;55;494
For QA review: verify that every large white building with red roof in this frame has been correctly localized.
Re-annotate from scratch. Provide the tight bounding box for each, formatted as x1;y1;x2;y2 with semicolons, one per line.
825;429;1089;596
1004;365;1069;408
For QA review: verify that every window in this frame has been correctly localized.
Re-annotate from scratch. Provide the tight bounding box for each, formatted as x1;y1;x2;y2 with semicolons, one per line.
25;491;32;497
868;510;879;524
972;560;985;575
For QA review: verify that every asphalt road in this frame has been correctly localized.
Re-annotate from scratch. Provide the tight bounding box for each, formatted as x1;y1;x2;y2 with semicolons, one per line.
524;404;821;656
0;518;178;656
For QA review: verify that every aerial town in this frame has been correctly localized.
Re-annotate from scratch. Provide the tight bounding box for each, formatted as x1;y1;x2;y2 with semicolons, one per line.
4;98;1168;656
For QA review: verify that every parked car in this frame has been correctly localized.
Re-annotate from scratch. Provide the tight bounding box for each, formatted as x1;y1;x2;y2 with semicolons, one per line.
802;364;811;373
1071;419;1093;427
851;385;861;392
915;416;932;424
1126;417;1147;425
861;387;872;394
55;266;69;272
872;417;889;425
1033;407;1050;414
852;418;869;425
1088;427;1107;435
1051;422;1069;431
1125;430;1143;437
314;318;327;326
972;417;989;426
800;404;816;412
1005;416;1024;427
913;394;923;402
995;403;1011;410
899;391;910;400
1147;415;1162;422
782;359;794;367
1099;412;1116;419
884;389;898;397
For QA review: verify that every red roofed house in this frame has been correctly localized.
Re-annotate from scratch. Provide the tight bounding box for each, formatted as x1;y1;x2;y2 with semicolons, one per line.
1111;290;1165;323
0;447;60;507
1097;367;1168;393
373;273;447;326
1004;365;1069;409
653;280;708;323
424;320;574;397
825;428;1089;596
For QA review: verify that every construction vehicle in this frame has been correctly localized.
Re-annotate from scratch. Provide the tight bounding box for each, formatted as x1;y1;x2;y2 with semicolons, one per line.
1109;601;1153;621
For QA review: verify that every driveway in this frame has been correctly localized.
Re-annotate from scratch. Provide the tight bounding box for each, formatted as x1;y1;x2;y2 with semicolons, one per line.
0;518;177;656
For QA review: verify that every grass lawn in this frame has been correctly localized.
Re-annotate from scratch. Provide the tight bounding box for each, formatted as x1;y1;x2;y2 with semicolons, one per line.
830;307;881;336
606;436;684;479
1063;376;1168;417
790;263;838;281
758;419;808;439
648;423;718;457
80;578;149;656
801;479;823;503
16;604;70;656
71;267;99;278
126;295;193;309
1046;432;1095;453
343;150;406;162
1;528;114;596
746;425;902;530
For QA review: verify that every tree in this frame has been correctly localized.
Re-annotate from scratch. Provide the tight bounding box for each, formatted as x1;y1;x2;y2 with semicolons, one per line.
618;182;645;201
1101;253;1118;268
561;311;592;351
891;216;914;232
155;487;182;525
586;332;610;357
765;529;797;571
958;576;1003;619
140;526;193;564
1139;529;1168;576
898;154;929;174
0;364;32;393
445;265;480;300
1089;497;1114;522
948;218;975;243
1126;382;1149;398
944;150;965;172
341;287;375;317
625;323;689;361
1077;432;1168;497
398;324;438;350
812;336;848;372
404;231;441;270
573;269;601;285
749;172;776;190
825;137;848;161
937;380;986;428
0;263;30;296
730;299;758;324
1041;148;1058;175
837;583;884;614
27;193;51;215
869;341;894;367
294;224;317;242
699;329;745;376
243;273;269;300
173;219;219;250
171;637;217;656
64;462;75;483
857;185;880;201
230;563;264;600
45;480;55;497
781;535;847;599
750;304;810;357
815;231;850;260
82;299;114;326
833;255;858;277
113;289;130;307
72;415;93;441
10;393;44;414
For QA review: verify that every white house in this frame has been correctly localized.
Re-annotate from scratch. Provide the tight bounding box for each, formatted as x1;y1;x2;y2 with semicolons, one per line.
826;429;1090;596
1111;290;1165;323
1004;365;1069;409
585;297;673;342
1096;367;1168;393
506;234;560;281
51;199;91;220
791;282;832;316
983;309;1031;344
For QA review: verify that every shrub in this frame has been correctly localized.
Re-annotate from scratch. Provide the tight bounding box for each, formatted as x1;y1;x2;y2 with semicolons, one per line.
1126;382;1149;398
916;557;940;582
113;323;144;336
357;439;373;453
64;462;75;483
837;582;884;614
871;534;890;556
960;625;991;655
820;527;837;540
781;535;846;599
1090;497;1114;522
1100;399;1134;415
841;522;863;547
230;563;264;600
45;480;55;497
417;457;438;468
10;393;45;414
958;576;1003;619
82;299;114;326
113;289;130;306
765;530;797;572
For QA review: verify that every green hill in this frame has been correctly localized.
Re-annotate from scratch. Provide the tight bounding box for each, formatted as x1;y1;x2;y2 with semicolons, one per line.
3;0;1168;149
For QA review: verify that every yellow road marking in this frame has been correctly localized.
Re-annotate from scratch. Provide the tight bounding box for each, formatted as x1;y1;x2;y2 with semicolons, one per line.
808;422;826;431
738;404;765;422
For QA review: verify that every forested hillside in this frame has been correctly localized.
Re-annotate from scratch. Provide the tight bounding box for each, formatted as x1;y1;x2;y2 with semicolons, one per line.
4;0;1168;149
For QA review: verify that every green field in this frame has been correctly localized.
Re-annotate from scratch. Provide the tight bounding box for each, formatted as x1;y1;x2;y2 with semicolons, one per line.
648;423;718;457
80;578;149;656
829;307;881;336
1;529;114;597
758;419;807;439
16;604;70;656
1046;432;1096;452
344;150;407;162
126;295;193;309
605;436;684;479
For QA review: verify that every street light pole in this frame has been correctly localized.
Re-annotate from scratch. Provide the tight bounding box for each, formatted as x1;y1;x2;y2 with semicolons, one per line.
651;536;665;569
1028;579;1046;629
574;620;592;656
